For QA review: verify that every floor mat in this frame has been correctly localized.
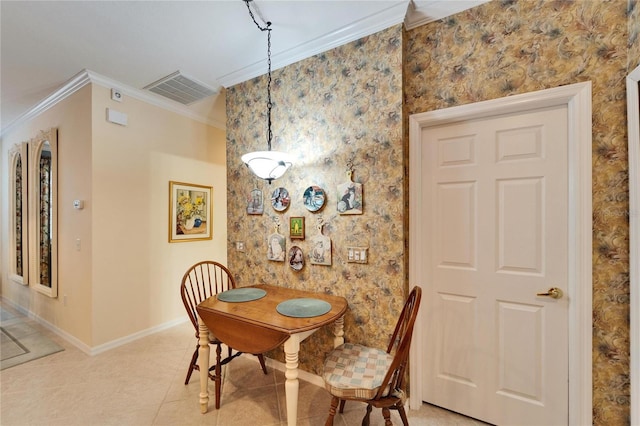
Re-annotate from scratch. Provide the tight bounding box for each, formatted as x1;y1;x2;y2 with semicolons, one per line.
0;308;64;370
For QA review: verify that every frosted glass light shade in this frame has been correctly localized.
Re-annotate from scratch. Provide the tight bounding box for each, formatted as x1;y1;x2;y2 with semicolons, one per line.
241;150;293;183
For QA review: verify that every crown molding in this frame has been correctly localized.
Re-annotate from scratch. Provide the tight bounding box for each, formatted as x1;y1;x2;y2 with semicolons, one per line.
86;70;226;129
1;69;225;138
404;1;491;31
404;0;434;30
1;70;92;138
217;2;408;88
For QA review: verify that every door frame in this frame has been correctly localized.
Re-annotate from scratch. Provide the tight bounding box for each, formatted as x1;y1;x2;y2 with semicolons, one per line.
627;64;640;426
408;82;593;425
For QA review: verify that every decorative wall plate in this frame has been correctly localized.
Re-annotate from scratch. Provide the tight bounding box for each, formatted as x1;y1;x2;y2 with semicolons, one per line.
288;245;304;271
303;185;326;212
271;187;290;212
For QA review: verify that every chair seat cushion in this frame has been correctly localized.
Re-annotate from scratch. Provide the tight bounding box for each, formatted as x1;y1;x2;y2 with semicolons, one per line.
322;343;393;400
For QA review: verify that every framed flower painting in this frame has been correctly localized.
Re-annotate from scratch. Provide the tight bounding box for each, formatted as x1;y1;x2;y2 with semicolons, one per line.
169;181;213;242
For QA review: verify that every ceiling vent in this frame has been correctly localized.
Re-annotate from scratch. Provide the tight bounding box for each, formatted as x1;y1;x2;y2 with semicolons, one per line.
143;71;217;105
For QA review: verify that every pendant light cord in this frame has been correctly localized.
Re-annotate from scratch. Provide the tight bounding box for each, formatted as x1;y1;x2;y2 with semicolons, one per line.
244;0;273;151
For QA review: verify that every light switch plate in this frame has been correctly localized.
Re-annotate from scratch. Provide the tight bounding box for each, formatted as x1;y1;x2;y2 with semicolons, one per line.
347;247;368;263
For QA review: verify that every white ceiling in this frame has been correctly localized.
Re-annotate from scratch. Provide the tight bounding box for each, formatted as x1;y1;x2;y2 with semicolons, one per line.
0;0;487;134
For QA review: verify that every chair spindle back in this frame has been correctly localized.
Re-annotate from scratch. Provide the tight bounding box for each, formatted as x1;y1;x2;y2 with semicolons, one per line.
180;261;236;332
375;286;422;400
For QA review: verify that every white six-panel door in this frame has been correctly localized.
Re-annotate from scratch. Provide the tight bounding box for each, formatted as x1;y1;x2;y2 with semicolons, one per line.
421;106;569;425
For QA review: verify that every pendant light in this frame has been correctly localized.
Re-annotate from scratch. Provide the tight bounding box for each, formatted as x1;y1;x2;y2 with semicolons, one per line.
241;0;292;184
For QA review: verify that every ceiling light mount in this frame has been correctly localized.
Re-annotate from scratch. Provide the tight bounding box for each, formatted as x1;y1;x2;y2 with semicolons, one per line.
241;0;292;184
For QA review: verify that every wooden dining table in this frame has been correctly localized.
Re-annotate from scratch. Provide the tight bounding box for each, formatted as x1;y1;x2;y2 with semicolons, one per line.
196;284;348;426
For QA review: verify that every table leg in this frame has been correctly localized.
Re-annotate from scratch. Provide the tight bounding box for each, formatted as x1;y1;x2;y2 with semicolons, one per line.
283;335;301;426
333;315;345;348
283;330;316;426
197;315;210;414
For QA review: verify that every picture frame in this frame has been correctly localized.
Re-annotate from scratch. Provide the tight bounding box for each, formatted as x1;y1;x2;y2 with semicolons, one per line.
290;217;305;239
247;188;264;215
169;181;213;242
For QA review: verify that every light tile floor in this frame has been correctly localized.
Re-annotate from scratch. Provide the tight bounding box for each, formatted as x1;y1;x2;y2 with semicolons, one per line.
0;302;489;426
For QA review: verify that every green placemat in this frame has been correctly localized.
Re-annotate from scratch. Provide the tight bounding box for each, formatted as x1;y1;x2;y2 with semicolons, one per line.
217;288;267;303
276;298;331;318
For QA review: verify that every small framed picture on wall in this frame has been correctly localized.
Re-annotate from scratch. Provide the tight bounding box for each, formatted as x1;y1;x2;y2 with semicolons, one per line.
247;188;264;215
290;217;305;239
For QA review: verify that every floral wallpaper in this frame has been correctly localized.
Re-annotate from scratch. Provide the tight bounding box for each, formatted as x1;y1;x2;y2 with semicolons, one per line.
226;25;404;375
226;0;635;422
630;0;639;69
404;0;632;424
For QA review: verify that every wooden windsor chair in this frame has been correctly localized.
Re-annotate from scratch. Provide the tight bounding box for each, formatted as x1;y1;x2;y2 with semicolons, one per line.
322;286;422;425
180;260;268;409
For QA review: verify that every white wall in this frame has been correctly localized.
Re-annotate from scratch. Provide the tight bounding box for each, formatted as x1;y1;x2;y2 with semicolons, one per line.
1;84;94;342
0;82;227;349
90;84;228;346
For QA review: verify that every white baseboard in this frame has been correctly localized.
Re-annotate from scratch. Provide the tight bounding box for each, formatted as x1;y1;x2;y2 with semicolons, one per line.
0;296;189;356
89;317;189;355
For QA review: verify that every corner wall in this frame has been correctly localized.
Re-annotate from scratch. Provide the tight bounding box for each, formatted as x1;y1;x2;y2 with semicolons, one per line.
226;25;405;375
0;81;228;349
1;84;93;343
630;0;639;69
90;84;227;346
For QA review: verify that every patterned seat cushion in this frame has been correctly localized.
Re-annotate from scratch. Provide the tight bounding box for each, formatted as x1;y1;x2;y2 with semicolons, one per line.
322;343;394;400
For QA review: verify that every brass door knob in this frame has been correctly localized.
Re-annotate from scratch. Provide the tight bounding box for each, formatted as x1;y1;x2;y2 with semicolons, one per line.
536;287;563;299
